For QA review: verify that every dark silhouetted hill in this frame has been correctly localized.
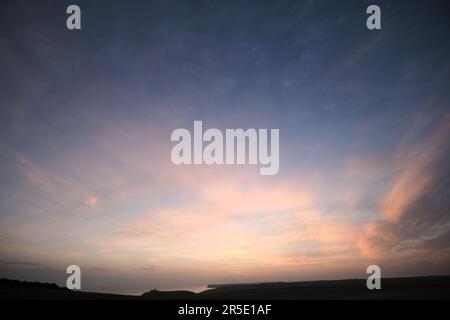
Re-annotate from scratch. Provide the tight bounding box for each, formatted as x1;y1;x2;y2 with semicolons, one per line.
141;289;196;299
0;279;134;300
199;276;450;299
2;275;450;300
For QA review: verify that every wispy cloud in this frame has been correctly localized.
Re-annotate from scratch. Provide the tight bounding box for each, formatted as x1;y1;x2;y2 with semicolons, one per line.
0;261;41;267
358;114;450;258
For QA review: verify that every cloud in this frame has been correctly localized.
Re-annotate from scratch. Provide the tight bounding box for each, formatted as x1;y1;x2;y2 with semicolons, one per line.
87;267;110;272
358;114;450;258
103;171;362;278
142;264;157;272
84;196;99;208
0;261;41;267
420;231;450;252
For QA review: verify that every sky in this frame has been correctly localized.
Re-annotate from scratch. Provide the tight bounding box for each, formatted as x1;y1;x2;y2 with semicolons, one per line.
0;0;450;294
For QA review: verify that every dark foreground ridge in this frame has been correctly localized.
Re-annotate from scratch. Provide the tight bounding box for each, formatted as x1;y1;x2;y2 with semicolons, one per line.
1;276;450;300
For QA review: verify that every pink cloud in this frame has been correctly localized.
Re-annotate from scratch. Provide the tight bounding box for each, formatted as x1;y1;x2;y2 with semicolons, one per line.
358;114;450;258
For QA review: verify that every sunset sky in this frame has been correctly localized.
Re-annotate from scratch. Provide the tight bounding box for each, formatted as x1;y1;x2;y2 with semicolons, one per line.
1;0;450;294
